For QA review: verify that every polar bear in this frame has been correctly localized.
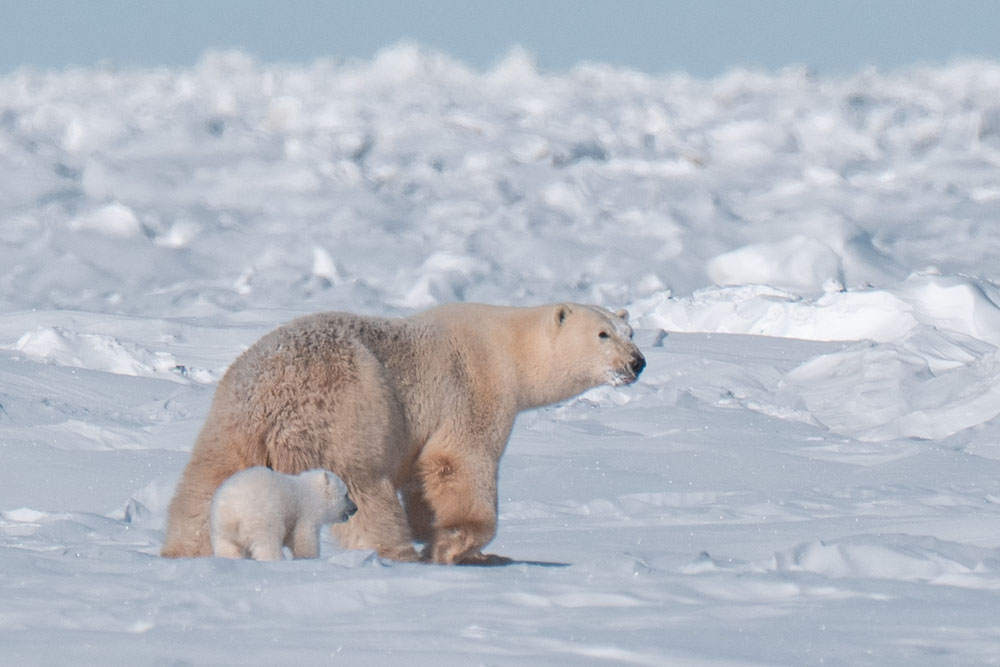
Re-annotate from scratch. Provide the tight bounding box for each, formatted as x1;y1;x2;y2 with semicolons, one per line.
210;467;357;560
162;302;645;564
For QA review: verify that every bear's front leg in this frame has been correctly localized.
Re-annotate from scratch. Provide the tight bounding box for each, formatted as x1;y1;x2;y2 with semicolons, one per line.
417;446;500;565
400;483;435;543
330;477;421;562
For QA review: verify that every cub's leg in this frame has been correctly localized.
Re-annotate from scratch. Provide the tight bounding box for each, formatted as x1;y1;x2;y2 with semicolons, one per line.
247;537;284;561
212;535;245;559
288;525;321;559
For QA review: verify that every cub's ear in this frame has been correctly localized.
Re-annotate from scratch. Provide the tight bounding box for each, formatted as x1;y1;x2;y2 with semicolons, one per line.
615;309;630;322
555;304;571;326
322;472;336;497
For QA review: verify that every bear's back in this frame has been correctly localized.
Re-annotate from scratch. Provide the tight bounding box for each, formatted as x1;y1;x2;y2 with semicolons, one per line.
225;312;435;391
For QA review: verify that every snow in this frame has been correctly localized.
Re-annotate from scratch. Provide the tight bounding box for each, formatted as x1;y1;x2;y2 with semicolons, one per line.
3;46;1000;664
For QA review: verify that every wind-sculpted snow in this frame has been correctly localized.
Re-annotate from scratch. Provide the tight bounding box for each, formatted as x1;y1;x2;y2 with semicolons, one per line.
3;47;1000;664
771;534;1000;586
4;48;1000;315
631;274;1000;441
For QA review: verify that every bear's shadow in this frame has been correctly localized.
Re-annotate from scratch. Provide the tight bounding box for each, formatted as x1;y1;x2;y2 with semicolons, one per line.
457;553;570;568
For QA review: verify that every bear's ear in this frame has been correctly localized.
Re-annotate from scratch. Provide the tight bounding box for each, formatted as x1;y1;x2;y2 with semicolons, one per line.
615;309;629;322
555;304;571;327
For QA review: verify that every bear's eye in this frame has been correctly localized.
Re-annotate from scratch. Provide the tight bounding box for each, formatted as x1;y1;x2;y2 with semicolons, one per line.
598;331;610;340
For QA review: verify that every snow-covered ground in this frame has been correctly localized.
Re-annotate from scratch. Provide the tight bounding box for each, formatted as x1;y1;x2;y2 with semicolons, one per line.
3;46;1000;664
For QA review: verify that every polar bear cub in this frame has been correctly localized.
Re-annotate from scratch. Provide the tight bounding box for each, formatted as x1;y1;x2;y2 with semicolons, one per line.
210;467;357;561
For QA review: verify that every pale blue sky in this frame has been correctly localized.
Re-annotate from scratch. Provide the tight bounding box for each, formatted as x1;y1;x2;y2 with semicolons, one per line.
2;0;999;76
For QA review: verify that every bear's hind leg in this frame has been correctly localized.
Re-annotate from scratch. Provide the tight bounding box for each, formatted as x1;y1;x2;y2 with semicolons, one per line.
162;411;261;558
163;449;249;558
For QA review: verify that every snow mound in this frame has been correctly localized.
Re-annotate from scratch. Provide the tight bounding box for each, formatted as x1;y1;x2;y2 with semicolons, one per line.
631;284;917;342
777;332;1000;441
12;327;183;380
899;273;1000;347
631;273;1000;441
707;235;844;292
772;535;1000;586
68;202;144;238
632;274;1000;347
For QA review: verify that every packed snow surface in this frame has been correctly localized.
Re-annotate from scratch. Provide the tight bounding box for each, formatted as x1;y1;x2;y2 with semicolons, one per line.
3;46;1000;664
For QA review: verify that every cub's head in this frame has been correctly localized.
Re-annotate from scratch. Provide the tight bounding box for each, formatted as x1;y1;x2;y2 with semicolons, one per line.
547;303;646;397
302;469;357;523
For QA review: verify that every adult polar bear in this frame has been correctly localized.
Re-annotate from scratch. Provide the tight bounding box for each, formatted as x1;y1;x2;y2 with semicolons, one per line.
162;303;645;564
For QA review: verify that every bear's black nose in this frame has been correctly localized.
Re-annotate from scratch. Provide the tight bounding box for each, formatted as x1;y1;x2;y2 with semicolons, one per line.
630;353;646;377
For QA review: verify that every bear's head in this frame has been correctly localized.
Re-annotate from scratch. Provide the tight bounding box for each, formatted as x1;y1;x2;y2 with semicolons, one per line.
302;469;357;523
544;303;646;401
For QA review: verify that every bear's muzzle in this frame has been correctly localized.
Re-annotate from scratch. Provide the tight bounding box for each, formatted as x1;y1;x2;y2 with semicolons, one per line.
342;497;359;522
609;350;646;386
629;352;646;378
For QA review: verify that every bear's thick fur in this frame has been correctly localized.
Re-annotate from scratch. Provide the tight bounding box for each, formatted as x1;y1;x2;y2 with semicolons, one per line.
210;467;356;560
162;303;645;564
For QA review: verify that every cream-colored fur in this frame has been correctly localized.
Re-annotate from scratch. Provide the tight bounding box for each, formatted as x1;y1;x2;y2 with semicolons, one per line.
210;467;356;560
162;303;645;564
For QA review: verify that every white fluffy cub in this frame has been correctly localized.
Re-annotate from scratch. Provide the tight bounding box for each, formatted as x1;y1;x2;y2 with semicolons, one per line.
210;467;356;561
